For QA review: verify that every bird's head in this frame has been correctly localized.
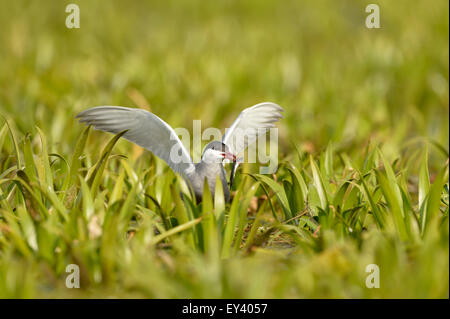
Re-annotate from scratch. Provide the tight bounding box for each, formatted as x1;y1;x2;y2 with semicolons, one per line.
202;141;236;164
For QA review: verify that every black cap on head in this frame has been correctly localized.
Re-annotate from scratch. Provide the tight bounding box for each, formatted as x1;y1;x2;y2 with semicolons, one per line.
203;141;229;154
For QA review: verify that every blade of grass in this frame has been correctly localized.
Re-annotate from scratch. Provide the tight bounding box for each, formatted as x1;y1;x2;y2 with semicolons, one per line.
221;178;246;259
418;147;430;209
2;116;22;169
421;164;449;235
252;173;291;219
62;125;91;196
150;217;202;246
36;126;54;190
233;181;260;253
87;130;127;198
310;155;328;210
375;169;408;240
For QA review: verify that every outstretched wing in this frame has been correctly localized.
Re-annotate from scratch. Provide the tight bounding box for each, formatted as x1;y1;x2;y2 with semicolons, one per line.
76;106;194;176
222;102;284;155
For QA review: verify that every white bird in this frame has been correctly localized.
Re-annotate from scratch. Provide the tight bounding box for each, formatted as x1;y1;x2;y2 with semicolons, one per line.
76;102;284;202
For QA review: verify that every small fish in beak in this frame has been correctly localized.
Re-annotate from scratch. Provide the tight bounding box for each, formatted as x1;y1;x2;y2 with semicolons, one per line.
222;152;237;161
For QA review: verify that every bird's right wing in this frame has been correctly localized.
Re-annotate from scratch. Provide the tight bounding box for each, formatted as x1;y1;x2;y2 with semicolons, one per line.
76;106;194;176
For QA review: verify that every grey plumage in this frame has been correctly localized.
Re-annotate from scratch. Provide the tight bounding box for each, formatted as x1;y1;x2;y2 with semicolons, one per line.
194;141;231;202
75;102;283;202
193;161;230;203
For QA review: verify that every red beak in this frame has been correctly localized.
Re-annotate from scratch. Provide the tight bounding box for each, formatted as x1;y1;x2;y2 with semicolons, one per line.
223;152;237;161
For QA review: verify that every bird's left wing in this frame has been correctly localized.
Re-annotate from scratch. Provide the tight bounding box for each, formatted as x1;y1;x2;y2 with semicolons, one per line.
222;102;284;186
222;102;284;155
76;106;194;176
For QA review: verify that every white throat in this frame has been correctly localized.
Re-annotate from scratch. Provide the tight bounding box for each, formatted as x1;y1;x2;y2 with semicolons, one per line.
202;149;223;164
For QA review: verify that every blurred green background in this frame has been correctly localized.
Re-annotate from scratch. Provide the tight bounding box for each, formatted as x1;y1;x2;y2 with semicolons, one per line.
1;0;448;162
0;0;448;298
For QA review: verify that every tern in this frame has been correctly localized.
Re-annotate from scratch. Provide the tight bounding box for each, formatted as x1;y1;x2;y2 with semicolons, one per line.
76;102;284;202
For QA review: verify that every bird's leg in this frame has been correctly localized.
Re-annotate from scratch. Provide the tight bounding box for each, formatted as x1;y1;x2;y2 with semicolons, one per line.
229;159;237;190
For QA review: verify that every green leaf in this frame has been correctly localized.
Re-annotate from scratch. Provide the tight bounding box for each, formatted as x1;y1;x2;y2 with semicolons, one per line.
418;147;430;209
221;178;245;259
251;173;291;219
375;169;408;240
63;125;91;195
23;133;37;184
87;130;127;197
285;162;307;205
16;205;38;251
150;217;202;246
310;155;328;210
170;183;194;247
324;142;334;177
2;116;22;169
359;173;384;228
214;175;225;219
244;201;268;249
79;176;94;220
233;181;260;253
36;126;54;190
377;148;403;214
421;164;449;235
201;177;218;254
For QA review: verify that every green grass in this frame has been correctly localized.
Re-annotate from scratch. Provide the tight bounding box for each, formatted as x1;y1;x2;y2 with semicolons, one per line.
0;0;448;298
